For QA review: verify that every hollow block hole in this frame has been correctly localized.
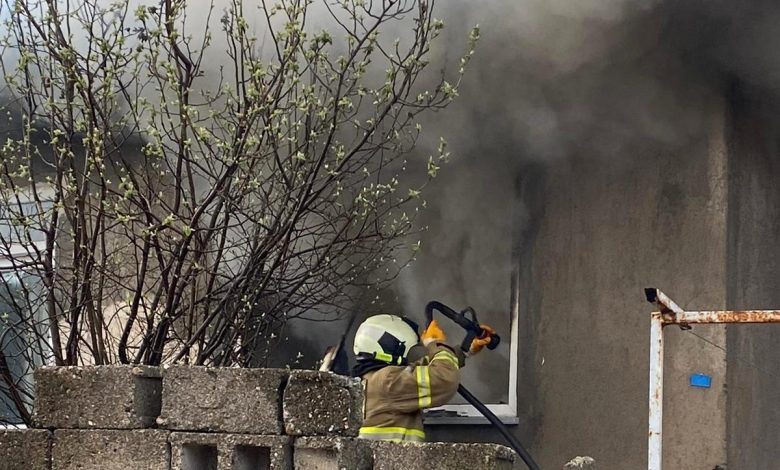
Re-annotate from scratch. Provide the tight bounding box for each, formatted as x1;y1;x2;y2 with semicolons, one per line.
232;445;271;470
182;444;218;470
294;449;339;470
133;375;162;425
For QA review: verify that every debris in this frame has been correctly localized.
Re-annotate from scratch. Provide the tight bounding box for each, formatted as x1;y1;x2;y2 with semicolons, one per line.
565;456;596;468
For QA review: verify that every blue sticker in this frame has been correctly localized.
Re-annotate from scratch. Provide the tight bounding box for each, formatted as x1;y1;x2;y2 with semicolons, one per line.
690;373;712;389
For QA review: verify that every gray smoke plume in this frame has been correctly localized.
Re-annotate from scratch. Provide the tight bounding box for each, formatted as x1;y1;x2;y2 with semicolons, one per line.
4;0;780;386
390;0;780;400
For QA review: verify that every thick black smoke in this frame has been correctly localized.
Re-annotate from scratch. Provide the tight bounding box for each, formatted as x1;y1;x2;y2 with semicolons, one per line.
393;0;780;400
4;0;780;381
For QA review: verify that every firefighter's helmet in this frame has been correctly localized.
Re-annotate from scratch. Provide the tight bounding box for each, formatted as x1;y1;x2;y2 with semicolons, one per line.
353;314;420;365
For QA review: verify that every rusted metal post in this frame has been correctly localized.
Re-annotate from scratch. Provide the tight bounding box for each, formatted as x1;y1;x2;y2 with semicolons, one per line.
645;288;682;470
648;311;664;470
644;287;780;470
667;310;780;325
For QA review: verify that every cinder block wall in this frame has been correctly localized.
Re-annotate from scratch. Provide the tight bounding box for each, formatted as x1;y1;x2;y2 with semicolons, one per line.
0;366;518;470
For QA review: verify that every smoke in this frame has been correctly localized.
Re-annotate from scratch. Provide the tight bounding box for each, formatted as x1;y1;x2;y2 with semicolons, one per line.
169;0;780;391
4;0;780;376
427;0;780;161
391;0;780;400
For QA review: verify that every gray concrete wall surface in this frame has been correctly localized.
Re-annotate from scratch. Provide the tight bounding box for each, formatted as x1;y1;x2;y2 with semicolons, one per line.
294;437;373;470
0;429;51;468
370;441;515;470
52;429;170;470
159;366;287;434
428;88;780;469
13;364;523;470
33;366;161;429
283;371;362;437
725;86;780;469
506;101;731;469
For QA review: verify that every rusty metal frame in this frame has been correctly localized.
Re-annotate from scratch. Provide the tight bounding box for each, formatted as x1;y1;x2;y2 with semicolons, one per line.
644;287;780;470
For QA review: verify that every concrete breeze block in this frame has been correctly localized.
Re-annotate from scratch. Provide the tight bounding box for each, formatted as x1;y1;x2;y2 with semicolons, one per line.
370;442;517;470
294;437;372;470
159;366;288;434
0;429;51;469
52;429;169;470
33;366;161;429
169;432;291;470
283;371;362;437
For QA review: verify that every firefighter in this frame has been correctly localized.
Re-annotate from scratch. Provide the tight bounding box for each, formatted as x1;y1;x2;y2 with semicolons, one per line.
352;313;493;442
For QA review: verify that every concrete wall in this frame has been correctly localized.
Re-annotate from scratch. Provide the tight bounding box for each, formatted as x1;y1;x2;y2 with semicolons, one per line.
243;84;780;469
505;101;730;469
725;85;780;469
426;87;780;469
8;365;518;470
427;100;733;469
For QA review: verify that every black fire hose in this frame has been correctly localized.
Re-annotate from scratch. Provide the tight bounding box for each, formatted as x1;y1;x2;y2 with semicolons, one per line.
457;385;541;470
425;301;501;353
425;301;542;470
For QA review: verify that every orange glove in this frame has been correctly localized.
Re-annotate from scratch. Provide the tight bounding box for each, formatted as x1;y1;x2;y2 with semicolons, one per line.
469;324;496;355
421;320;446;346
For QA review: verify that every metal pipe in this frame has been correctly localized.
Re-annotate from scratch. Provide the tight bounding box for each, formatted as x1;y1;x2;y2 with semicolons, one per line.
645;288;683;314
645;288;780;470
648;312;664;470
661;310;780;325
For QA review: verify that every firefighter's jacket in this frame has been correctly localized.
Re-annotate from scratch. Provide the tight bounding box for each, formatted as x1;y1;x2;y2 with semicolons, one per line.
358;342;465;442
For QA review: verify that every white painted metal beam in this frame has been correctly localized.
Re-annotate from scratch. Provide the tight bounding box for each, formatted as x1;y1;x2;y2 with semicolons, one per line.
645;287;780;470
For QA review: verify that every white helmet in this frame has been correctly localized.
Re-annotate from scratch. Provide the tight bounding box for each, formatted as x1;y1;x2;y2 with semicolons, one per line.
353;314;420;365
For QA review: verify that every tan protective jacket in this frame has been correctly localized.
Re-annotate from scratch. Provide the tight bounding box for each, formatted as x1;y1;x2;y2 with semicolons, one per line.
358;342;465;442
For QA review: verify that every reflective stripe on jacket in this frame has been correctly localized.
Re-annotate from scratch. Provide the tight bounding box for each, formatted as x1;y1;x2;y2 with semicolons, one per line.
358;343;464;442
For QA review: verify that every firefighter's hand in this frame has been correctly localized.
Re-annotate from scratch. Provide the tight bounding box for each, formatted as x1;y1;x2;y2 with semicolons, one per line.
469;325;496;355
421;320;446;346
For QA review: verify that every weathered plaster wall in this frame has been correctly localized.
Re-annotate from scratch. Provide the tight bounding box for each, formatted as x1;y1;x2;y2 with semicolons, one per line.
293;87;780;469
725;85;780;469
430;101;732;470
512;100;729;469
